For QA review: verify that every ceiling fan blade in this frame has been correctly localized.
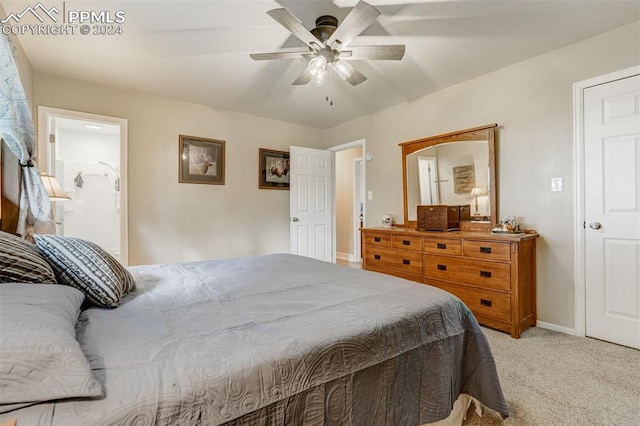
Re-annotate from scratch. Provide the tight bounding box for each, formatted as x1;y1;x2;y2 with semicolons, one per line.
326;1;381;49
250;50;309;61
346;68;367;86
292;67;314;85
267;8;326;50
342;45;405;60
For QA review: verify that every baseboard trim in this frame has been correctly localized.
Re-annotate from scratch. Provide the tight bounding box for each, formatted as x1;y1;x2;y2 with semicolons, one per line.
336;252;355;262
536;321;579;336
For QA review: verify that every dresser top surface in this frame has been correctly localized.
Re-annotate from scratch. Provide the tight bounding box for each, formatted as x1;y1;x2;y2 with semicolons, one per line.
362;226;539;242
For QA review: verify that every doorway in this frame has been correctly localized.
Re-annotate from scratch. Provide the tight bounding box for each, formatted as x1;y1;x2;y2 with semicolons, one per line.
332;140;365;264
417;156;439;205
38;107;129;265
574;66;640;349
288;141;365;264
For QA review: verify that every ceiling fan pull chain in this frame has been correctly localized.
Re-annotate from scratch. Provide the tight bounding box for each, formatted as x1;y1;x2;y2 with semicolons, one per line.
325;95;333;106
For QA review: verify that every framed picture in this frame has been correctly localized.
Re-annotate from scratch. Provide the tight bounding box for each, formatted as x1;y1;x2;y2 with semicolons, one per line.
259;148;290;190
179;135;225;185
453;164;475;194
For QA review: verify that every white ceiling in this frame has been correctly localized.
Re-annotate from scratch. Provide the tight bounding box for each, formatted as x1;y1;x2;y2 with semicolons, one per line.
55;116;120;136
4;0;640;129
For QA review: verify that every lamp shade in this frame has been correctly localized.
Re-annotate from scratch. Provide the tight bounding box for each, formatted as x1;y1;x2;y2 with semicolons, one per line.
41;175;70;201
470;187;483;196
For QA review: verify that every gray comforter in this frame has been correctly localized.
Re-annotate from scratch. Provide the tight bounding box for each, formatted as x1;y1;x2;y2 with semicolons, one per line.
3;254;508;425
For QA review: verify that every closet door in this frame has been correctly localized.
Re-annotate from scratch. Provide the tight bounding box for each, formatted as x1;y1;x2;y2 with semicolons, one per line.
584;73;640;350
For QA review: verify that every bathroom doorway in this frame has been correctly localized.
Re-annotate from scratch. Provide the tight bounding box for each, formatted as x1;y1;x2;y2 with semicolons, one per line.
38;107;128;264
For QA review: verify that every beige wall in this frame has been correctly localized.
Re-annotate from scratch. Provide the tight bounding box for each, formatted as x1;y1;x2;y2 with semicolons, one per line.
324;21;640;331
335;146;362;259
33;73;324;265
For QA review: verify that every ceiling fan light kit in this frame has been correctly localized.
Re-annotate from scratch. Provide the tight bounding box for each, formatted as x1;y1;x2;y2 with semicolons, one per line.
250;1;405;87
308;55;328;77
312;70;328;87
332;61;353;80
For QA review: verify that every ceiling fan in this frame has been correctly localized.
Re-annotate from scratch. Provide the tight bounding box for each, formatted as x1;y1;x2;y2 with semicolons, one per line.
249;1;405;87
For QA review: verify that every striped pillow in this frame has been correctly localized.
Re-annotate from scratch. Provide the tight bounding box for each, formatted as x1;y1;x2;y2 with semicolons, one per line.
0;230;56;284
33;235;135;308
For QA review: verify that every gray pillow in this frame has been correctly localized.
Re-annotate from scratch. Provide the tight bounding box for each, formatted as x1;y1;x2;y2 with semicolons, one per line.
0;283;102;406
0;230;56;284
33;235;136;308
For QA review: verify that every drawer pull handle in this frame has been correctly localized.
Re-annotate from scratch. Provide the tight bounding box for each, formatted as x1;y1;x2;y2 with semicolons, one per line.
480;246;492;254
374;237;381;242
374;254;381;260
403;259;410;265
437;264;447;271
480;299;492;307
437;243;447;249
480;271;492;278
402;240;411;246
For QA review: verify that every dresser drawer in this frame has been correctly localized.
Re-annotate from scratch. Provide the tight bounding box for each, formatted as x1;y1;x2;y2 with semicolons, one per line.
423;237;462;256
463;240;511;262
424;255;511;292
428;281;511;323
391;235;423;251
364;233;391;248
366;265;422;282
365;246;423;276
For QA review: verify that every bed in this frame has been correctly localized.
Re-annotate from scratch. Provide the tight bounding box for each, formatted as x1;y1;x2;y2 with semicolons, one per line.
0;249;509;425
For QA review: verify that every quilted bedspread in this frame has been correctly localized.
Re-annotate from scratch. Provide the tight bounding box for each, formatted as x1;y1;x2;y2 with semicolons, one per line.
2;254;508;425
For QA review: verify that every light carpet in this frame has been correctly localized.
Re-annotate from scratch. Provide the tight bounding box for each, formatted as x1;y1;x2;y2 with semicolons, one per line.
463;326;640;425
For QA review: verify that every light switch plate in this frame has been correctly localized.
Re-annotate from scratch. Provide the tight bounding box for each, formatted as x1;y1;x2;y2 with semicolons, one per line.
367;190;373;200
551;177;563;192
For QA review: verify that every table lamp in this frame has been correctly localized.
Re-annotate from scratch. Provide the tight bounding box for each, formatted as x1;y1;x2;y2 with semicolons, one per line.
41;174;70;201
470;187;483;216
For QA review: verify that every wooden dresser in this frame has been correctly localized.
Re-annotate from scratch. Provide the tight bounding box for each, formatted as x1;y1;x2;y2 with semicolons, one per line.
361;227;538;338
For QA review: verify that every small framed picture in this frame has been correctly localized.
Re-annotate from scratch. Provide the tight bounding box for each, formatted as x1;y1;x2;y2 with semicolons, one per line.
179;135;225;185
259;148;290;190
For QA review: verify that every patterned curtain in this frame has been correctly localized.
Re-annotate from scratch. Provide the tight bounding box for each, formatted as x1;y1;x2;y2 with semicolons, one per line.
0;33;55;238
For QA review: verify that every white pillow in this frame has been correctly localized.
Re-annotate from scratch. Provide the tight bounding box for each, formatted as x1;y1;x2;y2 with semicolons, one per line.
0;284;102;406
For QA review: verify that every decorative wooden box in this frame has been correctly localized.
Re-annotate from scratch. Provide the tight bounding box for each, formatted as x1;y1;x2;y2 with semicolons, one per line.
417;205;461;231
459;204;471;221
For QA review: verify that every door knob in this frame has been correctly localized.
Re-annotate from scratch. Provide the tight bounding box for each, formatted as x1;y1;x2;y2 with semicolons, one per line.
292;217;300;222
588;222;602;230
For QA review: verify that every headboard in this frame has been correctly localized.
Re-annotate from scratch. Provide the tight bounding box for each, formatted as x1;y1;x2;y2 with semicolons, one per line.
0;139;21;234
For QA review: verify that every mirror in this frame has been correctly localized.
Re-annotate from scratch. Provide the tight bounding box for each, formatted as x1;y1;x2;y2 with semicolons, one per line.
400;124;497;229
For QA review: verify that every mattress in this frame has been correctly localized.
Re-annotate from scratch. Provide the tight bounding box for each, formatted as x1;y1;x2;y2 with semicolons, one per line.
1;253;508;425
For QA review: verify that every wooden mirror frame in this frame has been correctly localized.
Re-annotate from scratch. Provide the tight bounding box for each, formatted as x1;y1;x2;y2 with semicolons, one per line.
400;123;497;230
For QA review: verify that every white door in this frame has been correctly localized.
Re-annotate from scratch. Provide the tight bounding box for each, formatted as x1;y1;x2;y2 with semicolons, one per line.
289;146;333;261
584;74;640;350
